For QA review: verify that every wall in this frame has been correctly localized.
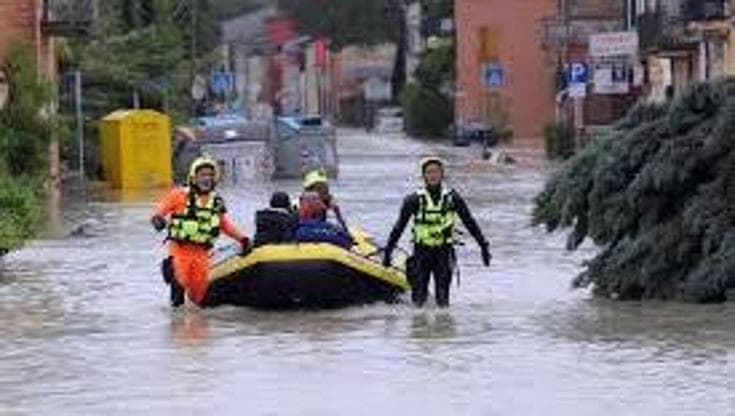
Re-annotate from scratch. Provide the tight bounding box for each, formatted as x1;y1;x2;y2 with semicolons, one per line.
568;0;624;18
0;0;56;80
455;0;557;140
0;0;36;61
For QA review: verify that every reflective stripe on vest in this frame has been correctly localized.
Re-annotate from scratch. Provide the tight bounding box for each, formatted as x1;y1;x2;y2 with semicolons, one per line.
168;190;222;247
413;188;456;247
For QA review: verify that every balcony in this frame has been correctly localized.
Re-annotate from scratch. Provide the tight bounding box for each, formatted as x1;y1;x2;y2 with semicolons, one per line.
541;16;624;49
638;12;699;53
682;0;727;22
567;0;625;20
42;0;97;37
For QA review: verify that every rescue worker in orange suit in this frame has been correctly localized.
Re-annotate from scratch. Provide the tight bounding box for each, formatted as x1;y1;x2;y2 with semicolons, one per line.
383;156;491;308
151;157;250;307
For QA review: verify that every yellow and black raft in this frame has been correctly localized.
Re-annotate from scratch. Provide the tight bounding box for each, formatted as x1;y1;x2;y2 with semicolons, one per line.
203;229;410;309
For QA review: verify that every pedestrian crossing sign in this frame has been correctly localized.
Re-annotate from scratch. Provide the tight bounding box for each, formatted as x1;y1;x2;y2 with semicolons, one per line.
483;63;504;87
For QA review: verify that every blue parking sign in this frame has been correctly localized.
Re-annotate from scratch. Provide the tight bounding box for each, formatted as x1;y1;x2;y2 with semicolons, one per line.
483;63;504;87
567;62;589;84
211;72;235;94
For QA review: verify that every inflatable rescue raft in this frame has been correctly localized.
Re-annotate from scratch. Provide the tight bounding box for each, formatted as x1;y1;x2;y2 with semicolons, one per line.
203;229;409;309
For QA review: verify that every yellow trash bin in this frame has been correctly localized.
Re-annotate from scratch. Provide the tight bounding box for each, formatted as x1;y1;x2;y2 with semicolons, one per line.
99;110;172;190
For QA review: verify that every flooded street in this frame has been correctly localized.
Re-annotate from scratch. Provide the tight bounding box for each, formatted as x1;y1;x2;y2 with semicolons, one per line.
1;131;733;415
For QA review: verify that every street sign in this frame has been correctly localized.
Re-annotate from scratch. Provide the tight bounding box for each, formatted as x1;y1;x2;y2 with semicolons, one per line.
211;72;235;95
483;63;504;87
569;83;587;98
567;62;588;98
593;63;629;95
567;62;589;84
589;31;639;57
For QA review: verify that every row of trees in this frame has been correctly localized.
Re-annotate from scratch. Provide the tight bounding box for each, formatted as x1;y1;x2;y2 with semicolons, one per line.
61;0;263;176
67;0;220;122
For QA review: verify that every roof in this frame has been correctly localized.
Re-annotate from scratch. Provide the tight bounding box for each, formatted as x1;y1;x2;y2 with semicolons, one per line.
221;7;276;45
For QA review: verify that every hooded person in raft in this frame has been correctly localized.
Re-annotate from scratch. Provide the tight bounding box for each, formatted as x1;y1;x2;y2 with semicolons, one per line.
151;157;250;307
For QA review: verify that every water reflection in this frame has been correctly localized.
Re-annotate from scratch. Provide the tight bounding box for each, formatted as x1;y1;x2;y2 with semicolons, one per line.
169;310;211;348
535;299;735;354
410;312;459;340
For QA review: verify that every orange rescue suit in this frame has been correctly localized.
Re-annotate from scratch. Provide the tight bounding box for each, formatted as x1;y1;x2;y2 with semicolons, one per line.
154;187;245;305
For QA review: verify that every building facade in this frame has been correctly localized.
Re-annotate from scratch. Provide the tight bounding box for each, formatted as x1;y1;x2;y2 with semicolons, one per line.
634;0;734;102
455;0;557;140
0;0;93;218
0;0;53;75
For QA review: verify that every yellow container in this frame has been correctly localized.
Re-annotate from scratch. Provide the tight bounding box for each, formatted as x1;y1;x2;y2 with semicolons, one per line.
99;110;173;190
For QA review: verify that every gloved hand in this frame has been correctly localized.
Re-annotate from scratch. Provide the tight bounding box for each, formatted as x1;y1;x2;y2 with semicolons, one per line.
151;215;167;232
382;247;393;268
480;242;492;267
240;236;252;256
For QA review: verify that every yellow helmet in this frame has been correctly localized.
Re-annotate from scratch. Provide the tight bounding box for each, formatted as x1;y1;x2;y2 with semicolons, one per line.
188;156;220;183
419;156;445;173
303;168;328;189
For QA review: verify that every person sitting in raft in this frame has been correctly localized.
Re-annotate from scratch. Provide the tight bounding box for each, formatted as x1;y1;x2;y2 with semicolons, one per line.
253;191;298;247
295;191;352;249
302;169;342;220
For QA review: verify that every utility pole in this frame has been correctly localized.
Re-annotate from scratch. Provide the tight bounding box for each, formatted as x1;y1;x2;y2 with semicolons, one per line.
74;70;85;185
190;0;198;116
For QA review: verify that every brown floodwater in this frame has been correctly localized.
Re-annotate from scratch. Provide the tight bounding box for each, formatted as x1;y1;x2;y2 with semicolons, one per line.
1;131;733;415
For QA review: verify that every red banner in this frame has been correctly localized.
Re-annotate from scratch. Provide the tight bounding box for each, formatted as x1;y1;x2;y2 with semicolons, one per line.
266;16;295;45
314;39;328;69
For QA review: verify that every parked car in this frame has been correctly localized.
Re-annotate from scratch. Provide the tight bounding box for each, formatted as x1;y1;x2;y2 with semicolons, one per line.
450;121;497;147
373;107;404;135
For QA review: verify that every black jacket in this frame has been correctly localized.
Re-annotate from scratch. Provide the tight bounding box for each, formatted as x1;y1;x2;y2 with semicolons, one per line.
386;186;488;250
253;208;298;247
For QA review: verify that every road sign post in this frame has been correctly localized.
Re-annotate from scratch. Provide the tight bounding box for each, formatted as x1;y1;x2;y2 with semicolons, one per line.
566;62;588;146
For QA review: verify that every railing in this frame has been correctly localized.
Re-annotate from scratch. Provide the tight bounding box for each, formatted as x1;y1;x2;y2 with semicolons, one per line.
637;11;700;52
541;16;624;49
567;0;625;20
682;0;727;21
42;0;97;36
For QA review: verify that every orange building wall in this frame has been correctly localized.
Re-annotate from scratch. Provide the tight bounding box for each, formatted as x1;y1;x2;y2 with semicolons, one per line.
0;0;39;61
0;0;56;81
456;0;557;141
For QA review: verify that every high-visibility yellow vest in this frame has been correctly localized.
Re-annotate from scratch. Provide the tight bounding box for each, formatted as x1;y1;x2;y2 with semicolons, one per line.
413;188;456;247
168;190;223;247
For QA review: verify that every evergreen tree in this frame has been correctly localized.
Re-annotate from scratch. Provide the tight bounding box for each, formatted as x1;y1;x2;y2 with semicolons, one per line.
402;43;453;137
533;79;735;302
